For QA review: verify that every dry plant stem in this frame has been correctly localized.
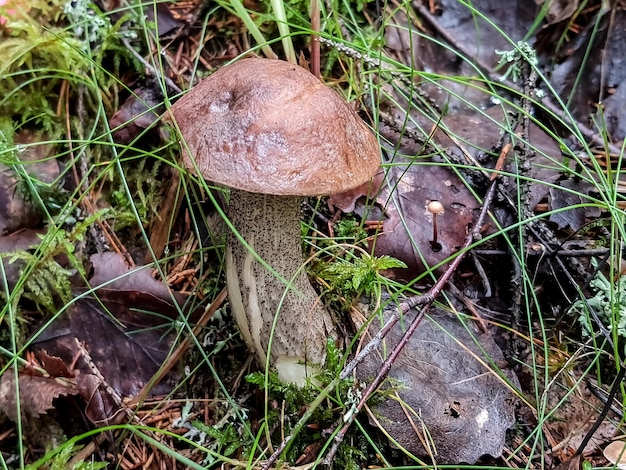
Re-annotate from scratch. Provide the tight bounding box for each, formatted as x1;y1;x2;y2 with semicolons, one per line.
121;38;182;95
323;179;500;465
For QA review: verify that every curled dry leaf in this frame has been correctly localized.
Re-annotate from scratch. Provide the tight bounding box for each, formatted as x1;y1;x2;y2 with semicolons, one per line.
109;86;164;144
0;373;78;423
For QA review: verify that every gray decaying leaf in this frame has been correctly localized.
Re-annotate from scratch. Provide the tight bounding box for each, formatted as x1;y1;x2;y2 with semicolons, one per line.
536;0;580;25
549;9;626;142
548;178;594;231
385;0;535;113
357;308;519;464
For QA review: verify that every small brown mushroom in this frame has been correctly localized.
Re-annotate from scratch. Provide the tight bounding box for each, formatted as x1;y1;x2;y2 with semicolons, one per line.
167;58;380;384
604;440;626;468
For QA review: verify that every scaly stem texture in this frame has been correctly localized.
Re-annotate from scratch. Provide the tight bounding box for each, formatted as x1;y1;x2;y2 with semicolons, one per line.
225;190;336;383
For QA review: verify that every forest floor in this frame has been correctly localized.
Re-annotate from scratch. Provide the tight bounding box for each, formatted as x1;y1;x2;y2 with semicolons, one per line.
1;0;626;469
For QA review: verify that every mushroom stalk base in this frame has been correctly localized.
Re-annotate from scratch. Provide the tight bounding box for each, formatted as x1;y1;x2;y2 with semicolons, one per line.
225;190;336;385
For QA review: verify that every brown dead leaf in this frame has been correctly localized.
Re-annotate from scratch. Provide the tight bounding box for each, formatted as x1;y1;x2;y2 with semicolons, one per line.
32;290;180;399
0;373;78;423
109;86;164;144
373;163;478;279
89;252;173;299
552;454;582;470
35;350;75;378
537;0;580;25
28;287;190;423
328;170;384;214
544;380;619;456
75;371;121;425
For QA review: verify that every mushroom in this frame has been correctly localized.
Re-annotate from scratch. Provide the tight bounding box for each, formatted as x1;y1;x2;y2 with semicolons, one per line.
427;200;444;252
604;440;626;469
167;58;380;384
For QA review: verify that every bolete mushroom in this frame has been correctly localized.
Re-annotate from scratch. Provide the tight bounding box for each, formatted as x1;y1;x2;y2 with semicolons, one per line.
167;58;380;384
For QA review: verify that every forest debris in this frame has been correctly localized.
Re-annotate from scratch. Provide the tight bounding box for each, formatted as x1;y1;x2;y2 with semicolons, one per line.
357;309;518;464
109;86;164;144
373;162;478;279
0;130;59;234
0;364;78;423
548;179;594;231
544;380;618;456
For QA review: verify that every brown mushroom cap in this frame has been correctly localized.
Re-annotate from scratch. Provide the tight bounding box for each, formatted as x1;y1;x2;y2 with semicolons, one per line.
168;58;380;196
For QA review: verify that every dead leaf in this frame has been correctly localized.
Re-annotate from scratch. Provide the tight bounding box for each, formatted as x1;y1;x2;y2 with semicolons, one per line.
386;1;536;112
328;169;384;214
552;454;582;470
35;350;75;378
89;251;173;299
537;0;580;25
543;380;618;456
32;290;180;399
547;9;626;143
27;288;188;423
357;309;519;464
548;178;593;231
109;86;164;144
0;373;78;422
371;163;478;279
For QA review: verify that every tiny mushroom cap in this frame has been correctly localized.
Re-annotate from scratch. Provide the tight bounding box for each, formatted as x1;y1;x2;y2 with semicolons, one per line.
167;57;381;195
427;200;444;215
604;441;626;468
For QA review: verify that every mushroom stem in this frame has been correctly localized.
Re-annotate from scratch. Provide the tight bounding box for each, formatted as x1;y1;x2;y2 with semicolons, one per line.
225;189;336;385
431;215;438;245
